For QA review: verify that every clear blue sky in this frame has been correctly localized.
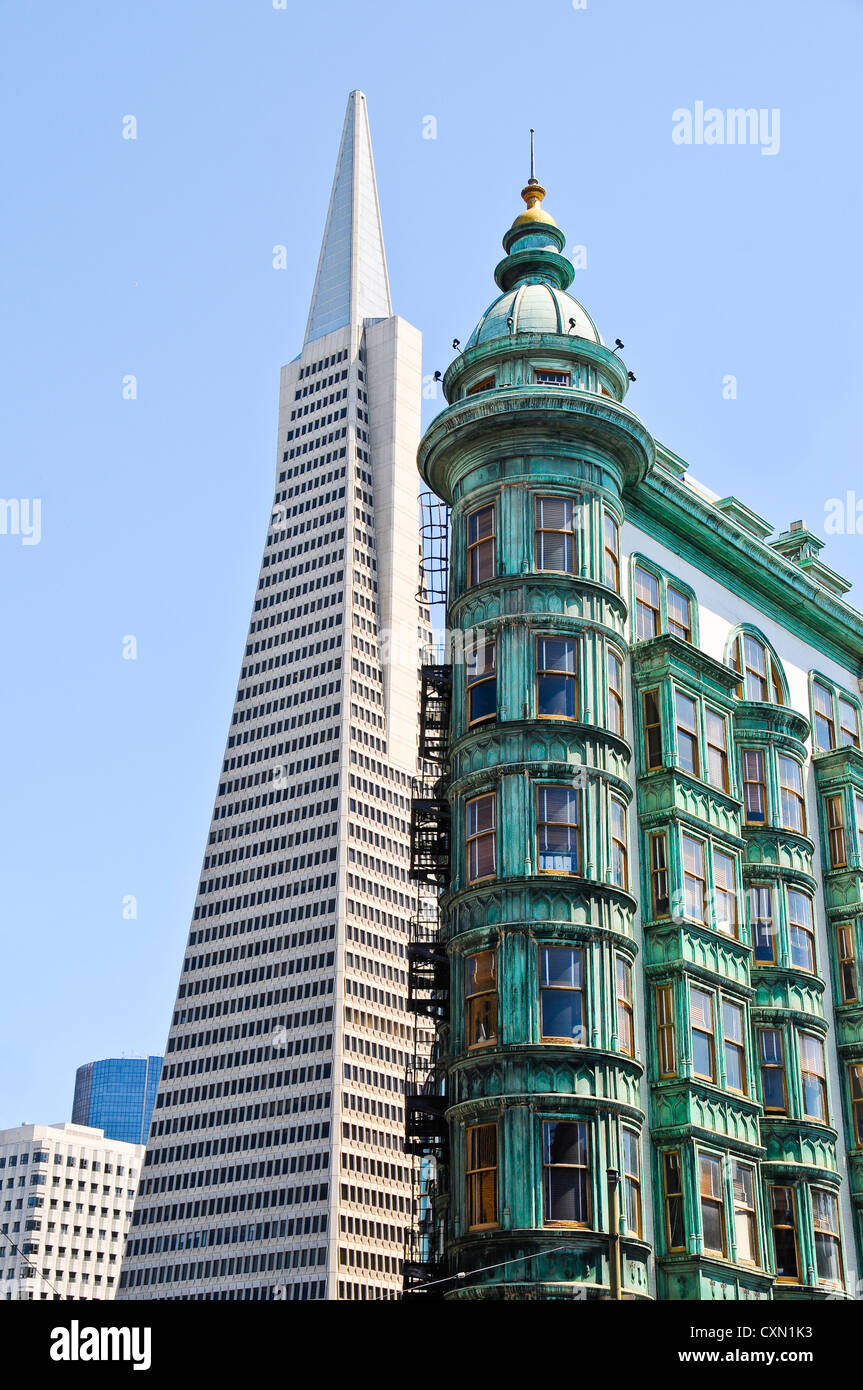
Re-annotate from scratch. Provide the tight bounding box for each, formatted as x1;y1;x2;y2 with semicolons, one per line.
1;0;861;1128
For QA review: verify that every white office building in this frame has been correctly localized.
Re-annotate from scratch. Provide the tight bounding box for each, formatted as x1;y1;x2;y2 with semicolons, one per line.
0;1122;143;1301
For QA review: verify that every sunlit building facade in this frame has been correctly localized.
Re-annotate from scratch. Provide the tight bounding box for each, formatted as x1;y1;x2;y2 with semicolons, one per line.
406;169;863;1300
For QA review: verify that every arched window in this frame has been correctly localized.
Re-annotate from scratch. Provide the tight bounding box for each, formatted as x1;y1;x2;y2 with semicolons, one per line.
629;555;698;645
725;627;788;705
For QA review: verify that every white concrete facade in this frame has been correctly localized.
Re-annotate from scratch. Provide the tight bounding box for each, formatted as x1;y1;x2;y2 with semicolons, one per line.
0;1123;143;1301
118;93;431;1302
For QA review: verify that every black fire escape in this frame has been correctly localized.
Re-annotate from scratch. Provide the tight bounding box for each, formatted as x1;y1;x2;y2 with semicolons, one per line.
403;645;451;1298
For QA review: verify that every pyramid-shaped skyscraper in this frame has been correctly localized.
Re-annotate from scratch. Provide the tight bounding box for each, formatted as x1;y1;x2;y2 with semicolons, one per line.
118;92;431;1302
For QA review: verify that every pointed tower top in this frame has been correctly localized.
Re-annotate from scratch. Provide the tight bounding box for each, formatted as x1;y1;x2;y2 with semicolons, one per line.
512;129;557;230
304;90;392;346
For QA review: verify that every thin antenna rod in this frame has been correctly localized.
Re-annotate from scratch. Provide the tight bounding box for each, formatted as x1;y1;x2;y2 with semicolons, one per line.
529;128;536;181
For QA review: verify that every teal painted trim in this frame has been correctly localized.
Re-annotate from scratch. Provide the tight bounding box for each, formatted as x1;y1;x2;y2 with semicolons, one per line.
628;551;701;649
420;388;654;503
442;332;630;404
624;487;863;675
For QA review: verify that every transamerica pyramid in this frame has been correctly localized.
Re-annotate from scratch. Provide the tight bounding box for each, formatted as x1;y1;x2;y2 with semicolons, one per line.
118;91;432;1302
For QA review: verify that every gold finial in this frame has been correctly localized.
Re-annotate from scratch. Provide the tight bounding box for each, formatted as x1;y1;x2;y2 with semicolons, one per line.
513;128;556;227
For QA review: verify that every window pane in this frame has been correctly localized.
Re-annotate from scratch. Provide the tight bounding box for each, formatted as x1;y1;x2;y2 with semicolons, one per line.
540;945;585;1043
812;1190;842;1284
839;698;859;748
537;638;577;719
750;884;775;962
770;1187;798;1280
676;692;699;776
543;1121;590;1225
468;507;494;544
635;567;659;639
541;991;585;1042
813;682;835;750
468;795;494;836
668;587;691;640
537;496;572;531
742;749;766;823
538;785;579;874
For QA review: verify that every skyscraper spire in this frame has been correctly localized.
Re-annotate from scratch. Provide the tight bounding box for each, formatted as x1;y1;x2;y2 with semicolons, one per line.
304;90;392;345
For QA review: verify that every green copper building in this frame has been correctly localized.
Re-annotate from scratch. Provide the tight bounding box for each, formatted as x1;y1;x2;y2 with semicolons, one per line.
404;169;863;1301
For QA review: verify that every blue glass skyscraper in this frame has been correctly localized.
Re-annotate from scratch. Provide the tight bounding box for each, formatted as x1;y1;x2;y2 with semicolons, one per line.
72;1056;162;1146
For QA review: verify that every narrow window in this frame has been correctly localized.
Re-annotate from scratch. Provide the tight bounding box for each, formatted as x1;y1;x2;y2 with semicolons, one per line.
538;785;580;875
466;639;496;726
683;835;707;922
699;1153;726;1256
607;650;624;737
610;798;628;889
616;955;634;1056
758;1028;787;1113
655;983;676;1078
603;513;620;593
849;1062;863;1147
788;891;815;973
466;793;496;883
742;749;767;824
732;1163;758;1266
713;850;738;937
836;924;857;1004
466;374;495;396
642;689;663;770
534;368;571;386
826;794;847;868
690;986;715;1081
778;756;806;835
675;691;699;777
649;832;669;917
542;1120;590;1226
812;1189;843;1286
540;946;585;1043
667;586;692;642
840;697;860;749
770;1186;799;1282
738;634;783;704
743;634;769;702
634;565;659;639
663;1151;685;1252
856;792;863;862
722;1000;746;1094
705;710;729;792
813;681;835;750
749;884;775;963
622;1130;642;1238
537;637;578;719
465;950;497;1048
536;496;576;574
800;1033;828;1122
467;505;496;587
466;1124;497;1229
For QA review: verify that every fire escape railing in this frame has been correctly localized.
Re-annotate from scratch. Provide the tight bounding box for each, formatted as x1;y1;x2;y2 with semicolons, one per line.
403;648;451;1298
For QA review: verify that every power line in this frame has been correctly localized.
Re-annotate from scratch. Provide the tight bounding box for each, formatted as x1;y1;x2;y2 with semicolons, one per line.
0;1231;66;1301
414;1244;575;1290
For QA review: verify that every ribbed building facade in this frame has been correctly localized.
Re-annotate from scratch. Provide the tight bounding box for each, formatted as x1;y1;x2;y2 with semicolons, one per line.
405;171;863;1300
118;91;431;1302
